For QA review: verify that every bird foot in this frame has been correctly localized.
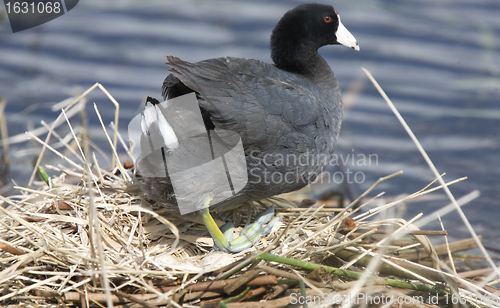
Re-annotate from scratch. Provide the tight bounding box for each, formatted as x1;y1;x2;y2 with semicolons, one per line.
202;206;282;253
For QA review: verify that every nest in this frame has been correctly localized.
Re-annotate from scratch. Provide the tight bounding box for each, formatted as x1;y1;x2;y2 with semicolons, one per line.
0;80;499;307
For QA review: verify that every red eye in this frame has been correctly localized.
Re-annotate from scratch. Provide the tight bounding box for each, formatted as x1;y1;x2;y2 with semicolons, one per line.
324;16;332;23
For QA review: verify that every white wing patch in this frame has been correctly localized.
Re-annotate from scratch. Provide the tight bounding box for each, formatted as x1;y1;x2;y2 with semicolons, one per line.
141;101;179;150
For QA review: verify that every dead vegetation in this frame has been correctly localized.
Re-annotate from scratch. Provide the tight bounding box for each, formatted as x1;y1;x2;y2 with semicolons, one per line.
0;72;498;307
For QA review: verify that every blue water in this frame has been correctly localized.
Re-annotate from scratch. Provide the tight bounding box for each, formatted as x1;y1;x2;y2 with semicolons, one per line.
1;0;499;250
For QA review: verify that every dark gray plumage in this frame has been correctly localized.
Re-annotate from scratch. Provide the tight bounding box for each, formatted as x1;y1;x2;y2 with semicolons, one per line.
162;55;343;205
136;3;359;251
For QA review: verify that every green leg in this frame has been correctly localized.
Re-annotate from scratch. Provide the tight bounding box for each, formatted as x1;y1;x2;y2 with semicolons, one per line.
199;206;282;253
200;207;230;250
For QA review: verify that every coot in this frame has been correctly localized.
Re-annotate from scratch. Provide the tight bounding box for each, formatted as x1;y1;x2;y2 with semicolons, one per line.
138;3;359;252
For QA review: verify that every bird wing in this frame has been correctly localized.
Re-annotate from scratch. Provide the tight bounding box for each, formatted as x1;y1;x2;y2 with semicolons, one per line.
163;56;329;153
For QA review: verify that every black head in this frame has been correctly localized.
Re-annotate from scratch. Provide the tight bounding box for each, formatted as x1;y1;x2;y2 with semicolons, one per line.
270;3;358;74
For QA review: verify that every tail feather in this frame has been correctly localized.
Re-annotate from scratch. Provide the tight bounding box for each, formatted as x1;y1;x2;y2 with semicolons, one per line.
141;98;179;150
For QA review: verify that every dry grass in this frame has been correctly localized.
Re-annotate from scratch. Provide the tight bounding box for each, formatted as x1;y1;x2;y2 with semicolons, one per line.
0;78;499;308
